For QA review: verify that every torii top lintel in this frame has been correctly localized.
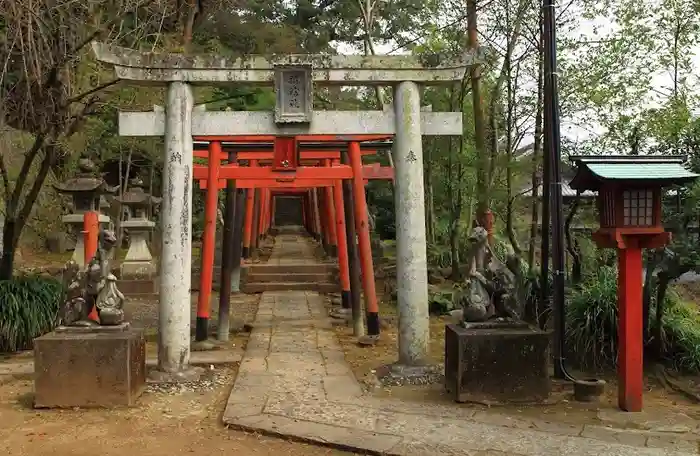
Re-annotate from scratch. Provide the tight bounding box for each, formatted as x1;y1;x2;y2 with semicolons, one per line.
91;42;489;86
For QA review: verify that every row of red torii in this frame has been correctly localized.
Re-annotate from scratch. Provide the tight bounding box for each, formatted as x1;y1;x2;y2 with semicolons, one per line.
191;135;395;346
92;42;484;379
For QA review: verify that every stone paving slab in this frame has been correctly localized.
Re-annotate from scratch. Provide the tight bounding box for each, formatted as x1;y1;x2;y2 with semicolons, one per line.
223;289;700;456
223;235;700;456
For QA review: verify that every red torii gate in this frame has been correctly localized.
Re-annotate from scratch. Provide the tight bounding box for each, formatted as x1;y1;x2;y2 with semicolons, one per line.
191;134;394;343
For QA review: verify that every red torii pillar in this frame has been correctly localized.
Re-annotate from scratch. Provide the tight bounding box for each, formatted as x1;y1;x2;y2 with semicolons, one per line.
242;186;255;258
318;188;329;251
323;160;338;256
195;141;220;342
242;160;258;258
348;141;380;338
332;171;352;309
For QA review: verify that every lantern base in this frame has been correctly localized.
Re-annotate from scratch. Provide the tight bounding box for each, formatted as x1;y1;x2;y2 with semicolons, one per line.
592;228;670;250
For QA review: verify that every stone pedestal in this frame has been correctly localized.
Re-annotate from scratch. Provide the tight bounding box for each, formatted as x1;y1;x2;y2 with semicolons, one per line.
118;278;159;296
120;220;157;278
33;325;146;408
444;323;551;403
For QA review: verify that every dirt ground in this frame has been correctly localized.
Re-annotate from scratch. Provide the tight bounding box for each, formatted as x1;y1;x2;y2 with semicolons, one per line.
3;247;354;456
0;366;355;456
334;297;700;430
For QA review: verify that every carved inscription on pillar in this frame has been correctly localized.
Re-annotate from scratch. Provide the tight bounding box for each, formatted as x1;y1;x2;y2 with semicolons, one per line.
274;65;313;124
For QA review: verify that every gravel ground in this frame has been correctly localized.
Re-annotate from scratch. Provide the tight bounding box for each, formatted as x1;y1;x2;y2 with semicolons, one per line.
124;292;260;333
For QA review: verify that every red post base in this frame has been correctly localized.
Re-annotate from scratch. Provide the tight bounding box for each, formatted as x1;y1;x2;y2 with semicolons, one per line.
617;247;644;412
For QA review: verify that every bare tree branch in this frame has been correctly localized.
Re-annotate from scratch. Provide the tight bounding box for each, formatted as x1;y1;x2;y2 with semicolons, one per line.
9;134;46;213
65;79;121;105
14;144;55;245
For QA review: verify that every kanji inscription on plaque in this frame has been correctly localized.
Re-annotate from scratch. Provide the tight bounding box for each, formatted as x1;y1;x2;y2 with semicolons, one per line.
274;65;313;124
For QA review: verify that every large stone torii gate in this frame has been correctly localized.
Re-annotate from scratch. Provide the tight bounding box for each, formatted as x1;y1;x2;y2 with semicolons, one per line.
92;42;484;379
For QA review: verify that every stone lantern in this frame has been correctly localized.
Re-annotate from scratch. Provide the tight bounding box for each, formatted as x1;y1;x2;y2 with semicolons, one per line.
54;157;118;267
569;155;698;412
115;177;161;279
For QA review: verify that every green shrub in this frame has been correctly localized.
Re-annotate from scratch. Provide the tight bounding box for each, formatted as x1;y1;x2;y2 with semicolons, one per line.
0;275;63;353
427;243;452;269
566;265;619;370
661;294;700;372
567;266;700;372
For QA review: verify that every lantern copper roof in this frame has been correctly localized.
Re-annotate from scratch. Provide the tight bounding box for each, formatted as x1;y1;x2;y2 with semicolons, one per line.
569;155;699;192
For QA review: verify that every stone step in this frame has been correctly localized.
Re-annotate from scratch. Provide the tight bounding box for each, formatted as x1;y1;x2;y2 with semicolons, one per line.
241;282;339;293
247;263;336;275
245;272;333;283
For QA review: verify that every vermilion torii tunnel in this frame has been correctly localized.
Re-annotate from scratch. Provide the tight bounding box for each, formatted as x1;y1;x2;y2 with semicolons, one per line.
192;135;394;344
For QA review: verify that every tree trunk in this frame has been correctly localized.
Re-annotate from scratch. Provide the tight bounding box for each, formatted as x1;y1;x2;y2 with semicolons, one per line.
467;0;489;227
0;220;17;280
528;24;545;272
504;19;521;256
182;0;199;49
448;132;461;279
425;140;435;245
564;198;582;285
0;141;55;280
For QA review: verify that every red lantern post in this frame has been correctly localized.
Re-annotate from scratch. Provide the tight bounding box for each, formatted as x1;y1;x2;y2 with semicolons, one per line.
569;155;698;412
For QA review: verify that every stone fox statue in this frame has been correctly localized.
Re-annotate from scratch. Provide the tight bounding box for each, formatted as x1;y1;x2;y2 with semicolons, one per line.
59;229;125;326
454;227;494;322
454;226;525;324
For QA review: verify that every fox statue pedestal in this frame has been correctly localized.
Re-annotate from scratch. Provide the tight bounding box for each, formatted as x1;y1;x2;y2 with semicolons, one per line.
34;227;145;408
444;322;551;404
33;324;145;408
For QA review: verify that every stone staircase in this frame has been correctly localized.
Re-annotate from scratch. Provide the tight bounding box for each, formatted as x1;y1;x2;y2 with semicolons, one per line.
241;263;338;293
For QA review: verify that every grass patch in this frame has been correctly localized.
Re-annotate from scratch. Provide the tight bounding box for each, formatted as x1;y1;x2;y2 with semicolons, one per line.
0;275;63;352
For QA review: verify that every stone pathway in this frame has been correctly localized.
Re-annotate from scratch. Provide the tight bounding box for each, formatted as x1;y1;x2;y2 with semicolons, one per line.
266;230;319;265
224;287;699;455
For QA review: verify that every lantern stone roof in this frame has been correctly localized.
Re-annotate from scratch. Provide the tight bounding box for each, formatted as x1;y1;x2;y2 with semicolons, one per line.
115;178;162;206
53;158;120;195
569;155;699;191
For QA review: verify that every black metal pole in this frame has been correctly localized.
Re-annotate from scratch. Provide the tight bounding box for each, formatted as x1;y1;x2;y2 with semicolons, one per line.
251;189;260;252
540;4;552;330
230;188;246;291
544;0;574;381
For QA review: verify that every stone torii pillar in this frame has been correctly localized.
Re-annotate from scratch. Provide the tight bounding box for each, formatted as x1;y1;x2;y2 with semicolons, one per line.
159;81;197;377
394;82;429;366
92;42;485;377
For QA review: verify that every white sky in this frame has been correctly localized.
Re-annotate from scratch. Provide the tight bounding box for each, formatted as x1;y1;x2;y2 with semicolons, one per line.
333;5;700;150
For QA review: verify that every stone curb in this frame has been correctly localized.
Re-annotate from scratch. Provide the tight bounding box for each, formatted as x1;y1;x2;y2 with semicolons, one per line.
0;351;244;377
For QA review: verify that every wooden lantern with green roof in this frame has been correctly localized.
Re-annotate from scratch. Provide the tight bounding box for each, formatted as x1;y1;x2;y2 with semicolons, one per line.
569;155;699;413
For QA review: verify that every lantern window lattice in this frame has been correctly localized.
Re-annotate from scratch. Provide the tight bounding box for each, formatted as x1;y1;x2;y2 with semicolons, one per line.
623;189;653;227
